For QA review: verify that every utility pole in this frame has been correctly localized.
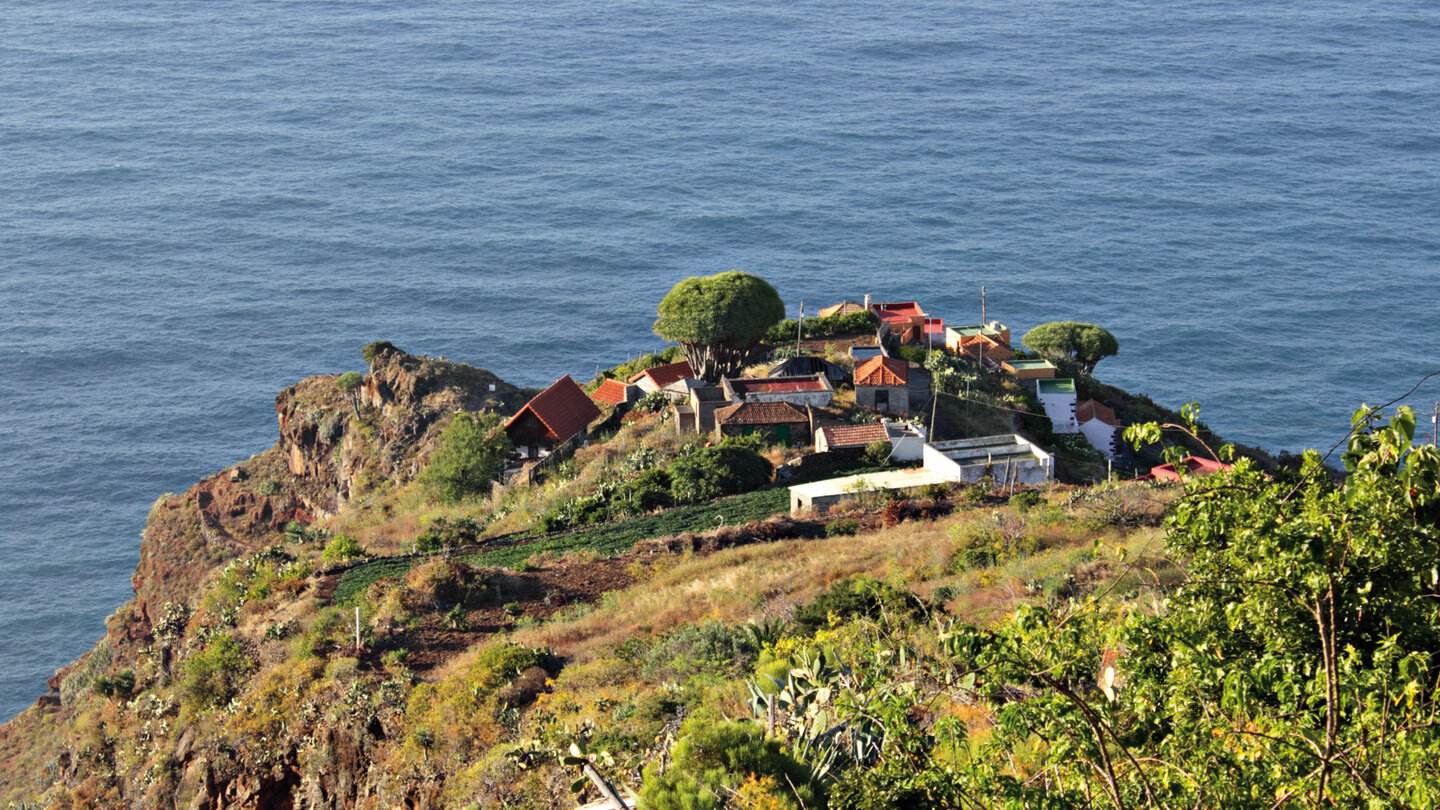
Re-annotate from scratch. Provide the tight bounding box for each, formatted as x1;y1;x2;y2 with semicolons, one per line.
1432;402;1438;447
795;301;804;357
981;285;987;326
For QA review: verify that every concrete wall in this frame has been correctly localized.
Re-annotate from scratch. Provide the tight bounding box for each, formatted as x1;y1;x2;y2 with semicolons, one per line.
886;422;927;461
922;435;1053;485
855;384;907;416
1080;419;1118;459
1038;390;1078;434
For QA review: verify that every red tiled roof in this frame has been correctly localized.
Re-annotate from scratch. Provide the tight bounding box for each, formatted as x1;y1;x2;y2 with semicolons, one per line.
590;378;632;406
817;423;889;449
1143;457;1231;482
1076;399;1120;427
628;360;695;388
729;377;827;394
854;355;908;387
504;375;601;444
715;400;808;426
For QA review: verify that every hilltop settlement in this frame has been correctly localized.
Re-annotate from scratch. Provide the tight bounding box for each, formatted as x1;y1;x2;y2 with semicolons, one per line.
3;272;1437;810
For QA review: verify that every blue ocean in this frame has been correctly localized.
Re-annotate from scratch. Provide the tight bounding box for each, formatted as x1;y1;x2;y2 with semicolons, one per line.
2;0;1437;719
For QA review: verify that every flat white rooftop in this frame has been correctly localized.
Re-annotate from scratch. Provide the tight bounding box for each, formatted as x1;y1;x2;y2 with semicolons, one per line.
789;467;955;501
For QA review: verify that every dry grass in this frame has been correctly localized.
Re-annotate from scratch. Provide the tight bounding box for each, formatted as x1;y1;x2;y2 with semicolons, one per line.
514;504;1169;660
515;517;955;657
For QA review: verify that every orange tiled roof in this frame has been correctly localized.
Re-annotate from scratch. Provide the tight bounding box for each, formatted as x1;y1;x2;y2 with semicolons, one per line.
1076;399;1120;427
715;400;808;426
854;355;908;387
818;301;866;318
629;360;695;388
590;378;632;406
817;423;889;449
504;375;601;444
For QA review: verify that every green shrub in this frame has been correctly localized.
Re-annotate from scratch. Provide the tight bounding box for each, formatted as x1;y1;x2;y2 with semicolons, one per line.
639;718;817;810
892;344;927;364
792;576;923;634
826;518;861;537
361;340;400;363
414;516;484;553
864;439;893;467
669;445;773;503
642;622;759;679
419;412;513;503
181;633;251;712
470;643;540;692
615;468;674;514
1010;490;1043;511
635;390;670;413
321;534;366;563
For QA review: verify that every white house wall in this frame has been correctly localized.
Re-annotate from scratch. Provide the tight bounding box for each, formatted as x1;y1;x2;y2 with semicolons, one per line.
1080;420;1117;459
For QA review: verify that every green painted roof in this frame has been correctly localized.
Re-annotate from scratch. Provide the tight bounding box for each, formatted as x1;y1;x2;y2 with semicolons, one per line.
947;323;1005;336
1006;359;1056;370
1038;378;1076;395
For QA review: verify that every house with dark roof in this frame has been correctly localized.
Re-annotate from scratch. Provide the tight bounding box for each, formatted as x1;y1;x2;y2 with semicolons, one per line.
721;375;834;408
854;355;909;416
814;422;889;453
768;355;848;383
713;400;812;447
628;360;696;394
504;375;601;460
590;378;639;408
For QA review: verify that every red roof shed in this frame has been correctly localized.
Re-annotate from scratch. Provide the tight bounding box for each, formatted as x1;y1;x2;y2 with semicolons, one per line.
504;375;601;446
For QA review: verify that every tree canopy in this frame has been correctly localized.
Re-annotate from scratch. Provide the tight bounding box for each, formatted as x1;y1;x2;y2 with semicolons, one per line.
653;271;786;382
419;412;512;503
1021;321;1119;373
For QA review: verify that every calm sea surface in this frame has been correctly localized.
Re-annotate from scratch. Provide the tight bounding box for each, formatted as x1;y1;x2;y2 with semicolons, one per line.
2;0;1438;719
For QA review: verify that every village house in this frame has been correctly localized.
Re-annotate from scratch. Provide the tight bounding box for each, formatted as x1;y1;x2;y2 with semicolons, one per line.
713;400;811;447
789;433;1052;513
589;378;639;408
945;322;1014;364
849;345;885;362
1076;399;1122;459
670;384;729;434
885;420;928;461
813;422;889;454
721;374;834;408
628;360;695;394
919;317;946;349
817;300;867;318
871;301;928;344
853;355;908;416
1001;358;1057;387
768;355;848;384
503;375;601;460
1036;377;1079;434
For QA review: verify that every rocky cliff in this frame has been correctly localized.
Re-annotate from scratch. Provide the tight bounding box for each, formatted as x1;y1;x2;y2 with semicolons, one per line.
0;349;530;808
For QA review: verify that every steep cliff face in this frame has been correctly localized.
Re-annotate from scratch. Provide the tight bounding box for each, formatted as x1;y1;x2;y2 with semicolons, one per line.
276;349;530;516
0;351;531;808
